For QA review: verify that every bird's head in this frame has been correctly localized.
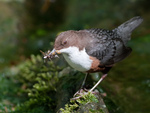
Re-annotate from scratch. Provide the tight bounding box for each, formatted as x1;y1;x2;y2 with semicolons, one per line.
43;30;91;60
48;30;80;57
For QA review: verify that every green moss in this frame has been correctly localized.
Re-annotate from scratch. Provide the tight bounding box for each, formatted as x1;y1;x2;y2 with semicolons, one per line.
60;92;98;113
15;55;62;112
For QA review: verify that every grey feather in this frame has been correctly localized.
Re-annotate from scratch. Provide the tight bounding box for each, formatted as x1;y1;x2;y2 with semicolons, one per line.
113;16;143;45
85;16;143;66
86;28;132;65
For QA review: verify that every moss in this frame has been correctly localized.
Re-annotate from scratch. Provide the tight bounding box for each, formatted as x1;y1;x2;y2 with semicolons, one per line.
15;55;62;112
59;92;99;113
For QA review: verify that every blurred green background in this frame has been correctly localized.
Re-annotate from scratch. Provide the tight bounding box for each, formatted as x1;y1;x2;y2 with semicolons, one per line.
0;0;150;113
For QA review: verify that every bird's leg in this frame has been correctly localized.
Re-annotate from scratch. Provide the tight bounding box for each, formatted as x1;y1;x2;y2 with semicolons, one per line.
73;73;88;97
72;74;107;100
89;74;107;92
81;73;88;88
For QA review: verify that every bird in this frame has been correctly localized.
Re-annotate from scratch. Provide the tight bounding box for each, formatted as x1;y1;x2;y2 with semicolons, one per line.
45;16;143;94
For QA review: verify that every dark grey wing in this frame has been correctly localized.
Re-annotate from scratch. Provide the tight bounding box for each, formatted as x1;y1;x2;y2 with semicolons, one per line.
85;28;132;66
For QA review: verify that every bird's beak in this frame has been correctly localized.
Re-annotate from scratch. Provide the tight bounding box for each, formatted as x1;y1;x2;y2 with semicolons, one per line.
50;48;61;55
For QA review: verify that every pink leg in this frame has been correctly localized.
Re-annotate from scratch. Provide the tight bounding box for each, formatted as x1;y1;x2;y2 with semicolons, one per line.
89;74;107;92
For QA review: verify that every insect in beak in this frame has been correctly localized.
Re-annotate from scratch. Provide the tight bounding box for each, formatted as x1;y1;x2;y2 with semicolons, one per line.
40;49;61;60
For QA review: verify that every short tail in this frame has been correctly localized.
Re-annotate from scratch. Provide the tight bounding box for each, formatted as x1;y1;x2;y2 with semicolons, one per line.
113;16;143;45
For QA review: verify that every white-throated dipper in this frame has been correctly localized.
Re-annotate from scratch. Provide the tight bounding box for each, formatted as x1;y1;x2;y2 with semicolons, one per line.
45;16;143;93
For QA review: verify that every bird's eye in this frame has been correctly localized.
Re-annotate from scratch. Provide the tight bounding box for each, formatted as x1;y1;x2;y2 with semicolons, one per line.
63;40;67;45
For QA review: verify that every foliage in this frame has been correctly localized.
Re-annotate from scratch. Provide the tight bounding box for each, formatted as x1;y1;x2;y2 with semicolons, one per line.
15;55;62;112
0;70;24;112
60;92;99;113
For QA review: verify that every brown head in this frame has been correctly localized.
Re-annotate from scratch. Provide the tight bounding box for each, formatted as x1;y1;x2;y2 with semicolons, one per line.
54;30;79;50
48;30;92;57
54;30;92;51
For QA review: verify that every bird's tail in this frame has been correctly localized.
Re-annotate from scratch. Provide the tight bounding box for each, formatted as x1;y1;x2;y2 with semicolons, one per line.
113;16;143;45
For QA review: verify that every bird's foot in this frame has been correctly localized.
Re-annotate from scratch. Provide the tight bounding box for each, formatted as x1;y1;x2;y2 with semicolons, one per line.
72;88;99;100
72;74;108;100
73;88;88;97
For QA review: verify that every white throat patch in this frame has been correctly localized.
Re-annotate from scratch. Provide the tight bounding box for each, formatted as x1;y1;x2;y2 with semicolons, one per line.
59;46;92;72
